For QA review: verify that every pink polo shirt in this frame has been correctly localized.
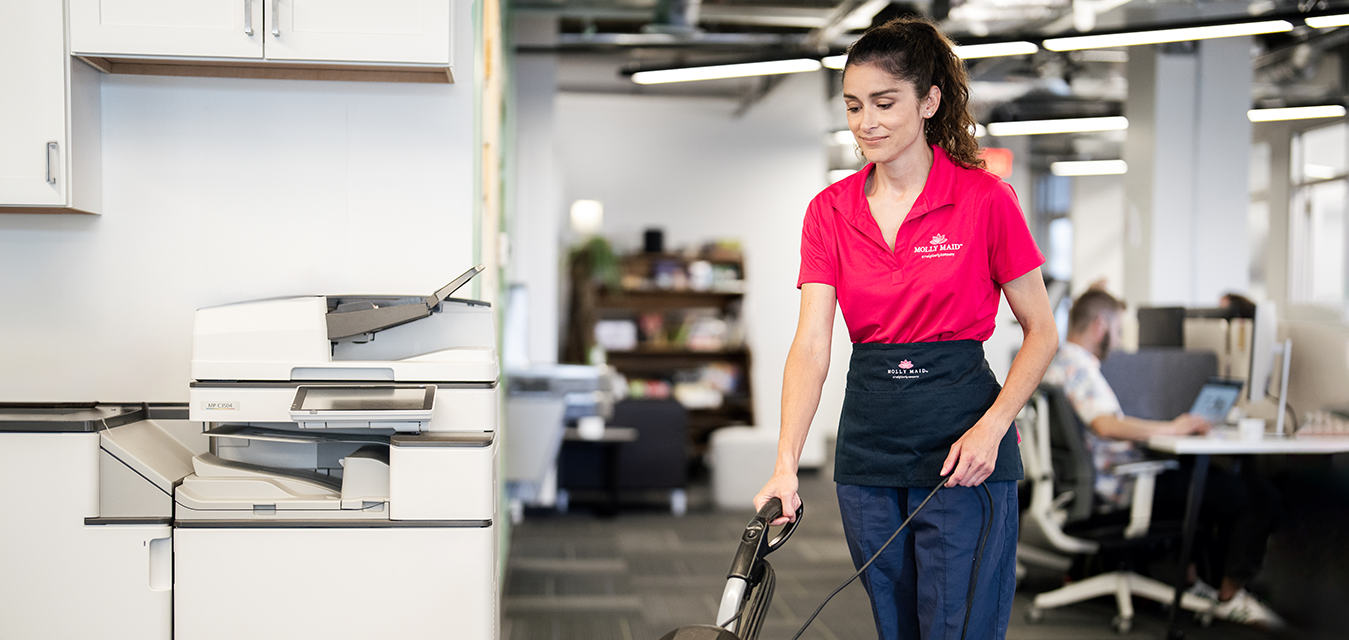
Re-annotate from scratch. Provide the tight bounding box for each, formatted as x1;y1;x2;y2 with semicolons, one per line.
798;145;1044;344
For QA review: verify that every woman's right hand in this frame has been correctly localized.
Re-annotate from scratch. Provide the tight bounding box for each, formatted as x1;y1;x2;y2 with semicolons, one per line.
754;471;801;525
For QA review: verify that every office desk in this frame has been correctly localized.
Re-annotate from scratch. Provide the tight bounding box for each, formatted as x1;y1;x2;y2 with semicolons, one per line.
562;426;639;516
1146;431;1349;638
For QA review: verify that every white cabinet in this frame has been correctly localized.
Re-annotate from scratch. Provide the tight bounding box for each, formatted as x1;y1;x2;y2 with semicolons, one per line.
0;433;171;639
266;0;452;65
68;0;264;59
0;0;101;214
70;0;454;82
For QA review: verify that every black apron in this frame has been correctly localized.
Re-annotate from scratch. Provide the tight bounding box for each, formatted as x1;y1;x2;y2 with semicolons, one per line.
834;340;1023;488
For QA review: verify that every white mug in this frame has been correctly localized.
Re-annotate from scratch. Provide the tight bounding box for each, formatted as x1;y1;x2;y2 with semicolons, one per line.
1238;417;1266;441
578;415;606;440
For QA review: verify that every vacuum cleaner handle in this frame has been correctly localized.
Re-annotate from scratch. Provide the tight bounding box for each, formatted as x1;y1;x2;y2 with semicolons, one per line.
758;497;803;554
726;498;804;582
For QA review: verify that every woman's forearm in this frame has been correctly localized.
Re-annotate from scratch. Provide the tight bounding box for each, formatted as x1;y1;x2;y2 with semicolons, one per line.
980;268;1059;432
775;337;830;474
985;321;1057;429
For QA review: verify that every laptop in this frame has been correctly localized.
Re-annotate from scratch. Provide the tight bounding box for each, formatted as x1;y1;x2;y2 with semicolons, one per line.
1188;378;1245;424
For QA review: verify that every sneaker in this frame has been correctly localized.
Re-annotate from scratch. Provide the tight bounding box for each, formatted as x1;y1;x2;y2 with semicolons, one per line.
1212;589;1287;629
1186;579;1219;602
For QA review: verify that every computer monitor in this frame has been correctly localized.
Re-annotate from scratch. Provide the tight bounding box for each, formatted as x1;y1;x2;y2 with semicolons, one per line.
1248;302;1278;404
1137;307;1186;348
1248;301;1292;436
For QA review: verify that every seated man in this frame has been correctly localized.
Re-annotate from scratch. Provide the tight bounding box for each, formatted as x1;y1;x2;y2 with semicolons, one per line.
1043;289;1284;628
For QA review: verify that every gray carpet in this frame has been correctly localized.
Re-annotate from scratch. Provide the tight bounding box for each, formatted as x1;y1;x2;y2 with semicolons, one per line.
503;469;1296;640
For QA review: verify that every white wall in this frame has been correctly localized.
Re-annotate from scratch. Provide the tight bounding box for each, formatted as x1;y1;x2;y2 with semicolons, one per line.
508;15;563;366
1071;175;1126;298
0;59;476;401
553;72;841;456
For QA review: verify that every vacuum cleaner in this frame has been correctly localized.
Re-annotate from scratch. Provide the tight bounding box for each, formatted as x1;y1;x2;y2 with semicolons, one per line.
657;480;990;640
658;497;803;640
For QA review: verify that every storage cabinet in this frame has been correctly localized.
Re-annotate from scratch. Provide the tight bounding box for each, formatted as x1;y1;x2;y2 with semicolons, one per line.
69;0;264;60
566;250;754;449
0;0;101;214
70;0;455;83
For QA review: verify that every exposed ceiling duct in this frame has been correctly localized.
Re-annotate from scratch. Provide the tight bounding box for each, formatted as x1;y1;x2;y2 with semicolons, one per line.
517;0;1349;123
645;0;703;35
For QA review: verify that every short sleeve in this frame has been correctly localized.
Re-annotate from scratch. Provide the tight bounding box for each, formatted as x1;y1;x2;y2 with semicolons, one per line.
985;181;1045;284
797;196;838;288
1064;365;1125;426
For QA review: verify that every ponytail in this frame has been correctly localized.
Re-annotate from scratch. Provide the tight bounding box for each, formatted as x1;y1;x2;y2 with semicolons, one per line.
843;17;984;169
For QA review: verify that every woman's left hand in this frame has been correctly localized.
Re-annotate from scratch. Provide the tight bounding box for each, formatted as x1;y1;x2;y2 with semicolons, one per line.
940;421;1005;487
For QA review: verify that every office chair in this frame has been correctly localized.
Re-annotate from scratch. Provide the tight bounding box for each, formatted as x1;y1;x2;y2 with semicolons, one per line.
1020;384;1215;634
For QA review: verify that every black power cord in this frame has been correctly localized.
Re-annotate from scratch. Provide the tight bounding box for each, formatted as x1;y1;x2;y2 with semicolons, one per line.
788;479;996;640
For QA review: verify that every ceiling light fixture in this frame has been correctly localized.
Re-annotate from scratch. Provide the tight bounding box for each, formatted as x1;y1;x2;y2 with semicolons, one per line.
1042;19;1293;51
1051;159;1128;176
1247;105;1347;122
953;41;1040;59
1305;14;1349;28
987;116;1128;136
631;58;822;84
822;55;847;70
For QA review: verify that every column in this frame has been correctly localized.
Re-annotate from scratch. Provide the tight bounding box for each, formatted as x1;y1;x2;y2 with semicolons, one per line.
510;14;562;365
1123;37;1253;307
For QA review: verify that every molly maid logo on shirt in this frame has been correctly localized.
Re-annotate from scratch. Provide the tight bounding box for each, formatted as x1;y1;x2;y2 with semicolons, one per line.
913;232;963;259
887;359;930;379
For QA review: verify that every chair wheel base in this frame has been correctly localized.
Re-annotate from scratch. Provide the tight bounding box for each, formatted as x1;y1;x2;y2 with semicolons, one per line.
1025;606;1044;623
1112;615;1132;634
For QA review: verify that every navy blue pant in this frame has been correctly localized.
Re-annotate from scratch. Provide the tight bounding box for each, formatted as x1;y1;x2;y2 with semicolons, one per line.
837;481;1018;640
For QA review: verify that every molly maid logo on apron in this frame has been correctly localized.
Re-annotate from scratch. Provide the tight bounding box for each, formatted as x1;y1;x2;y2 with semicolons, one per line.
887;359;930;380
912;232;964;260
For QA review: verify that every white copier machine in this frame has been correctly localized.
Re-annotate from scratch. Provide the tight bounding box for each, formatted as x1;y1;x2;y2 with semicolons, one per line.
176;267;500;640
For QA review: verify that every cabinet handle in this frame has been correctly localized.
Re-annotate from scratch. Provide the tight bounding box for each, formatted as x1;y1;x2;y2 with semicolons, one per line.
271;0;280;37
243;0;254;36
45;142;58;185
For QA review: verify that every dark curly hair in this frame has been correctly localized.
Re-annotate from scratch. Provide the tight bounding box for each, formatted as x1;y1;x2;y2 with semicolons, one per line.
843;16;984;169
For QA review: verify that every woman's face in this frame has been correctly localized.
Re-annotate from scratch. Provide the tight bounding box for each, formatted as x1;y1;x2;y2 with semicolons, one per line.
843;62;940;166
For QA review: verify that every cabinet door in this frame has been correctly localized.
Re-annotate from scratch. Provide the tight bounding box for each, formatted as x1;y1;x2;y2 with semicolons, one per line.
264;0;451;65
0;0;66;206
70;0;264;59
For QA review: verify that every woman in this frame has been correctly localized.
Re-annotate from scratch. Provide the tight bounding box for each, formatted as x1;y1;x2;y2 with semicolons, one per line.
753;17;1058;640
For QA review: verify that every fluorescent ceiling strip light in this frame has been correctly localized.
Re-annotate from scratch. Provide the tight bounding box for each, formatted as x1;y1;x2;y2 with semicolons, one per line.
631;58;822;84
953;41;1039;59
1051;159;1128;176
987;116;1128;136
822;54;847;69
1043;20;1293;51
1306;14;1349;29
1247;105;1347;122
